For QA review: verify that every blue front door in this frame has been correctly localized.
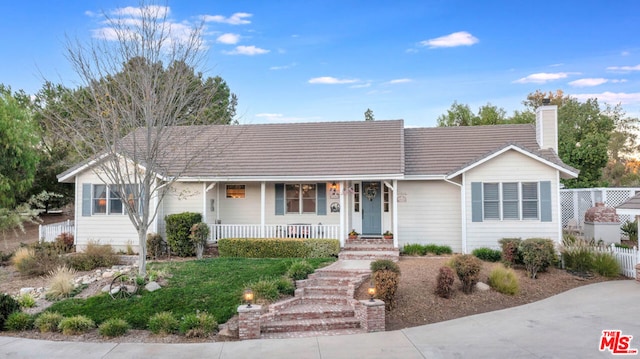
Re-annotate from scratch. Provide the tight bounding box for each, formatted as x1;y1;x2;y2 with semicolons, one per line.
362;182;382;235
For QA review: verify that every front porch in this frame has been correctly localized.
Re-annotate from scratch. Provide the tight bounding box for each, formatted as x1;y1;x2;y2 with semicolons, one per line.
209;223;341;242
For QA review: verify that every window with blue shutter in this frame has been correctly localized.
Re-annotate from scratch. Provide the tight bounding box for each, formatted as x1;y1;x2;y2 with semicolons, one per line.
82;183;92;217
540;181;552;222
275;183;284;215
471;182;483;222
317;183;326;215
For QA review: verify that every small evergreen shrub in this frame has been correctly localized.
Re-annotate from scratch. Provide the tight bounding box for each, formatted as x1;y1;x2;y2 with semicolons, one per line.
304;238;340;257
499;238;522;266
433;245;453;255
621;220;638;242
0;250;12;265
519;238;556;279
146;232;167;259
17;293;36;308
451;254;482;294
4;312;33;331
54;232;75;253
190;222;210;259
435;266;455;299
46;266;77;300
12;247;35;270
561;239;594;273
592;252;620;277
219;238;339;258
66;241;119;271
274;277;295;296
472;247;502;262
99;318;130;337
0;294;21;330
165;212;202;257
247;278;280;302
179;312;218;338
402;244;425;256
488;265;520;295
287;260;315;280
58;315;95;335
148;311;179;335
34;311;63;333
371;259;401;310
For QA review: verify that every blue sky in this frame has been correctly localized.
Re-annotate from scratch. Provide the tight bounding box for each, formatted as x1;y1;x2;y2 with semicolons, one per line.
2;1;640;127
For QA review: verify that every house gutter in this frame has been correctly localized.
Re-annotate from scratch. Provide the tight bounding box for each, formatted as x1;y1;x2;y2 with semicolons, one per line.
444;177;467;254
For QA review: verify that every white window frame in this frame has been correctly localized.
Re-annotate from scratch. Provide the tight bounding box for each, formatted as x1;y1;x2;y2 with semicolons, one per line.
285;183;317;214
92;184;139;215
226;184;246;199
482;182;540;221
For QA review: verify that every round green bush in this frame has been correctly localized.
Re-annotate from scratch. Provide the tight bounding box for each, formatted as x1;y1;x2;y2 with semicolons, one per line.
488;265;520;295
287;260;315;280
4;312;33;331
179;312;218;338
58;315;95;335
99;318;130;337
275;277;295;296
148;311;179;335
592;252;620;277
472;247;502;262
247;279;280;302
0;294;20;330
165;212;202;257
34;311;63;333
370;259;400;274
451;254;482;294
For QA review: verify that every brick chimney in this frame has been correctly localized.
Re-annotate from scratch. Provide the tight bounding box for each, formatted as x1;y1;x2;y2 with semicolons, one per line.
535;104;558;152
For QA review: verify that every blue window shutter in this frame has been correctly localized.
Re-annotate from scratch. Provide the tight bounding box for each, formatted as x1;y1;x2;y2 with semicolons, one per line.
275;183;284;215
471;182;483;222
540;181;552;222
317;183;327;215
82;183;92;216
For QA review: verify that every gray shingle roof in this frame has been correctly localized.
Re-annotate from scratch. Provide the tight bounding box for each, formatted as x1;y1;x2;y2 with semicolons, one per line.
617;193;640;210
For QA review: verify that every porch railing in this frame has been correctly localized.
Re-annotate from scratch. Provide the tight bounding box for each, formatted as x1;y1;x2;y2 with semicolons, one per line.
209;223;340;242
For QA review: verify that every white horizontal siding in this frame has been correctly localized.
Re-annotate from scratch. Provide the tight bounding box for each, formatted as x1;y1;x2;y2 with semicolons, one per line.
465;150;560;251
397;181;462;252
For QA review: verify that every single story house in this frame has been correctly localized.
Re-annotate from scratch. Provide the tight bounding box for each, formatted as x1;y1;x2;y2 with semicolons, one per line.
58;105;578;253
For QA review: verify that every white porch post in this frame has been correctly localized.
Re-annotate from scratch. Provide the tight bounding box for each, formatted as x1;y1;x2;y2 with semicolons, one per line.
392;179;398;248
202;182;207;221
260;182;266;238
340;180;345;247
461;173;467;254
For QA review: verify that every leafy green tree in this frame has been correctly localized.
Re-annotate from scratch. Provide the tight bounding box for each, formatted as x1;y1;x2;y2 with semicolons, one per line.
364;108;375;121
436;101;476;126
0;85;40;208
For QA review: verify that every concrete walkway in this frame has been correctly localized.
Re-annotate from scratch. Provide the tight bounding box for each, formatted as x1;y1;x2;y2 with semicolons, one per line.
1;280;639;358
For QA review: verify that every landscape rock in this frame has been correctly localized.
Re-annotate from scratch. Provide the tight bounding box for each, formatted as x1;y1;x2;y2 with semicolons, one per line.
19;287;34;296
145;281;161;292
101;285;111;293
476;282;490;291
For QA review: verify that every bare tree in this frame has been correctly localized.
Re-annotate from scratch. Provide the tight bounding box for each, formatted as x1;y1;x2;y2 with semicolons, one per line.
46;3;229;276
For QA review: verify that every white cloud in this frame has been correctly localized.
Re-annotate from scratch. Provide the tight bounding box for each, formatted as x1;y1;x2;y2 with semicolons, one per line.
606;64;640;72
216;33;240;44
569;78;608;87
350;83;371;88
308;77;359;85
203;12;252;25
572;92;640;105
387;78;412;84
270;63;297;70
420;31;479;48
514;72;572;84
111;5;170;18
224;45;269;55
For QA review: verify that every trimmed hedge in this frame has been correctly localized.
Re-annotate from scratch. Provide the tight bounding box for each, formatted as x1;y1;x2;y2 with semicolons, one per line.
218;238;339;258
165;212;202;257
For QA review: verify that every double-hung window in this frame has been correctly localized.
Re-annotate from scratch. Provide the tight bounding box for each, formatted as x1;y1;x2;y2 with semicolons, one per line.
286;184;317;214
482;182;539;220
92;184;139;215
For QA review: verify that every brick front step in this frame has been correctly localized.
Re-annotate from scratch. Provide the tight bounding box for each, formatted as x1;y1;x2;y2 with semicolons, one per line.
298;276;357;287
301;286;350;297
346;238;393;246
300;295;351;306
261;317;361;333
271;304;355;321
260;327;367;339
338;250;400;261
342;243;396;251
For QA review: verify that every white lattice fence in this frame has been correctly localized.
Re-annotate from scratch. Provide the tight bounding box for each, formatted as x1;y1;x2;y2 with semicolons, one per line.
560;188;640;229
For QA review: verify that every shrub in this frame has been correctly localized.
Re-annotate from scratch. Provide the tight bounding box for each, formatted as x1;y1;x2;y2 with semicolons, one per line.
519;238;557;279
435;266;455;299
621;220;638;242
99;318;130;337
190;222;210;259
498;238;522;266
274;277;295;296
370;259;400;274
58;315;95;335
46;266;77;300
66;241;119;271
287;260;315;280
12;247;35;269
179;312;218;338
246;278;280;302
148;311;179;335
4;312;33;331
34;311;63;333
218;238;339;258
451;254;482;294
165;212;202;257
146;233;167;259
472;247;502;262
17;293;36;308
0;294;20;330
561;239;594;273
0;250;12;265
402;244;425;256
488;265;520;295
54;232;75;253
14;243;64;277
592;252;620;277
304;238;340;258
373;269;400;310
433;245;453;255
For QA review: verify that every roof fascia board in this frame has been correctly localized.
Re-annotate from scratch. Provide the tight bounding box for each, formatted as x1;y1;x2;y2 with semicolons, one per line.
175;174;406;182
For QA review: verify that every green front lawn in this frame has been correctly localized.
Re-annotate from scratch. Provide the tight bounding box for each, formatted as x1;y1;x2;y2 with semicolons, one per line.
47;257;335;329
